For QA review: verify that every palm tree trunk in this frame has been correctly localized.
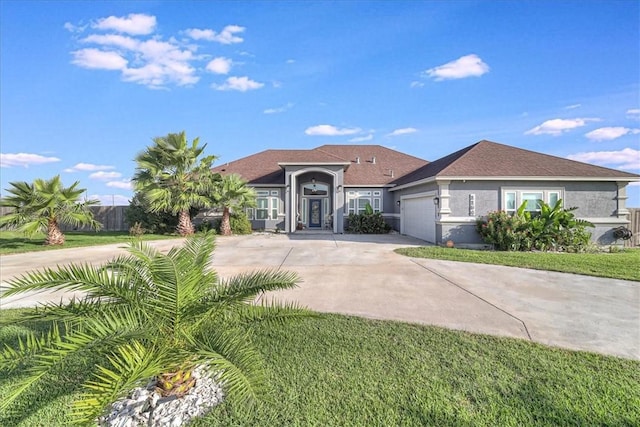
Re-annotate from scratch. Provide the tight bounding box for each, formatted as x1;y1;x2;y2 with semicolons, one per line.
176;210;195;236
220;207;233;236
45;219;65;245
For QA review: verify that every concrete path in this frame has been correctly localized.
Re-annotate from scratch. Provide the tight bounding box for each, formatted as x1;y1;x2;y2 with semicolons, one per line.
1;233;638;360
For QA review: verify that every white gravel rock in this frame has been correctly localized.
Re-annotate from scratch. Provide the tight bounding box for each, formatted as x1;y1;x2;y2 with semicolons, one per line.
98;366;225;427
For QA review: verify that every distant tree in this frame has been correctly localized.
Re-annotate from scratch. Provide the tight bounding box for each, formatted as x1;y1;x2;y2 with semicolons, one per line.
214;174;256;236
0;175;101;245
124;192;179;234
132;131;220;236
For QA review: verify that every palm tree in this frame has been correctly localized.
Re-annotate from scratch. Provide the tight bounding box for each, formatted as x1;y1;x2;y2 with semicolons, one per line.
215;174;257;236
133;131;219;236
0;175;101;245
0;232;309;425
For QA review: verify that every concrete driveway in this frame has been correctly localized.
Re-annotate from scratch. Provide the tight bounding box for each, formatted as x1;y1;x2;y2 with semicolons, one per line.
1;233;638;360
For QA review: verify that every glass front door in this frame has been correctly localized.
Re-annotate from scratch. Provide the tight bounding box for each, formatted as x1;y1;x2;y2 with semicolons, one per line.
309;199;322;228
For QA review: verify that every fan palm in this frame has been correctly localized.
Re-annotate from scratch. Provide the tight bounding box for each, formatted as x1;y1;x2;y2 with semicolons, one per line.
0;231;308;425
133;131;220;236
215;174;257;236
0;175;101;245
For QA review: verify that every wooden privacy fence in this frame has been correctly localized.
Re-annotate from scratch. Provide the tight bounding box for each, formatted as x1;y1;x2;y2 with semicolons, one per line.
625;208;640;247
0;206;129;232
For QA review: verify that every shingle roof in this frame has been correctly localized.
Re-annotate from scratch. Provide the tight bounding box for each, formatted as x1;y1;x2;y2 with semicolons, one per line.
212;145;429;185
213;140;639;187
392;140;639;186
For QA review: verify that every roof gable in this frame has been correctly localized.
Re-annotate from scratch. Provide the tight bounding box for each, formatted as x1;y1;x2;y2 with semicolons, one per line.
393;140;639;185
212;145;429;185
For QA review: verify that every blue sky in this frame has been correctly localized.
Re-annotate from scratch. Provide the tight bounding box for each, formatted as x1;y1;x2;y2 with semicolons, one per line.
1;1;639;206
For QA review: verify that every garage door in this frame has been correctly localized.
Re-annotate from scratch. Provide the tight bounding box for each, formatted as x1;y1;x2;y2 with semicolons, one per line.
402;196;436;243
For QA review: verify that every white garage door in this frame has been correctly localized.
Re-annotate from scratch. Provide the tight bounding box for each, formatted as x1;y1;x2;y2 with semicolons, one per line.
402;196;436;243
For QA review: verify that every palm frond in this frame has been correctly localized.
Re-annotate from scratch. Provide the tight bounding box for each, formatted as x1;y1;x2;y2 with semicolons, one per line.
0;307;145;414
72;341;169;425
213;270;300;303
190;327;267;408
237;299;317;326
0;321;63;372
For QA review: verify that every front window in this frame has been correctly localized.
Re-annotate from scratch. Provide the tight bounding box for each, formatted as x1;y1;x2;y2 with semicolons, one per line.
347;190;382;214
502;189;563;215
250;190;281;220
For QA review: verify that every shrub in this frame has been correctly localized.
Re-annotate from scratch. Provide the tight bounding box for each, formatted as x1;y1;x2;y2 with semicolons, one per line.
129;221;145;237
211;211;253;235
476;199;593;252
346;203;391;234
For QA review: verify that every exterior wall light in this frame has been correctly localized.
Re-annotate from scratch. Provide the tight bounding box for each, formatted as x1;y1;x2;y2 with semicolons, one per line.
433;197;440;205
396;200;401;206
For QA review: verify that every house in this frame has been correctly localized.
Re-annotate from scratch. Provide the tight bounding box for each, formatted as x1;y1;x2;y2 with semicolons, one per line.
211;140;639;246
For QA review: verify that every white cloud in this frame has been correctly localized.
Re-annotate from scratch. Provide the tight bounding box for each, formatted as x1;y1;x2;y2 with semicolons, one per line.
627;109;640;119
410;81;424;88
90;171;122;180
0;153;61;168
93;13;156;35
185;25;245;44
349;134;374;142
91;194;131;206
423;54;489;81
263;102;294;114
71;48;128;70
286;59;296;64
206;57;232;74
64;163;115;172
211;76;264;92
525;118;600;136
68;16;244;89
106;180;133;190
564;104;581;110
64;22;87;33
82;34;139;50
585;127;640;141
387;127;418;137
567;148;640;171
305;125;362;136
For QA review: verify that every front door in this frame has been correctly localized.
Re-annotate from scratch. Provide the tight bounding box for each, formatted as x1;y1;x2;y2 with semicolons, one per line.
309;199;322;228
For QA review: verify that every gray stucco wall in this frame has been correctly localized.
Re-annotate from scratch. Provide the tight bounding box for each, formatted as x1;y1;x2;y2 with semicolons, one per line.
394;180;627;246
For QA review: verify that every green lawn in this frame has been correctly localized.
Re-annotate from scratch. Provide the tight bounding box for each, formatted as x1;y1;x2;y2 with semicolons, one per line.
1;311;638;426
0;231;181;255
395;246;640;282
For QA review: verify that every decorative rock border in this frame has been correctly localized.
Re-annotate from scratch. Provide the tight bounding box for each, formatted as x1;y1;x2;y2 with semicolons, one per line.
99;366;224;427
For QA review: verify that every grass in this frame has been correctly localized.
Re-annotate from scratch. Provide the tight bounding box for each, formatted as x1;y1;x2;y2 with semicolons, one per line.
0;310;638;426
395;246;640;282
0;231;182;255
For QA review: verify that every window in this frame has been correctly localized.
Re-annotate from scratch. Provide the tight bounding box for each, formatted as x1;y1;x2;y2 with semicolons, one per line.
346;190;382;214
249;190;281;220
502;189;563;215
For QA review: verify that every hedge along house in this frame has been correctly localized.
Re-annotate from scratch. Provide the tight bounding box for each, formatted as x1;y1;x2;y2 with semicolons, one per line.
212;140;638;245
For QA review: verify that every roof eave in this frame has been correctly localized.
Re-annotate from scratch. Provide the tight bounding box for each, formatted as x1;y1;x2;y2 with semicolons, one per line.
389;174;639;191
277;162;351;167
438;175;640;182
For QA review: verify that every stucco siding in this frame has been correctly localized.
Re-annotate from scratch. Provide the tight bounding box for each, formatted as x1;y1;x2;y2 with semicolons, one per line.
563;182;618;218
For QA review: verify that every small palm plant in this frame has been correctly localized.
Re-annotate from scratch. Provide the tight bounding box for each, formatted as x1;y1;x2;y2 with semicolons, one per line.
0;232;308;425
214;174;257;236
0;175;101;245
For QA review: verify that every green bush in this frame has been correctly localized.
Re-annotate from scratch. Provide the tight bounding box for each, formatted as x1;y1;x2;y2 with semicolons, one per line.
346;203;391;234
209;211;253;235
476;200;593;252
